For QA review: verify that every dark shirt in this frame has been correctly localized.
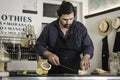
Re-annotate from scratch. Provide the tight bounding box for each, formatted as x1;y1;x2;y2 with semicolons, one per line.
35;19;94;58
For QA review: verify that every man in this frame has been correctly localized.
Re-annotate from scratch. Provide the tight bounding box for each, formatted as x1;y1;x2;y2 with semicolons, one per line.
35;1;94;74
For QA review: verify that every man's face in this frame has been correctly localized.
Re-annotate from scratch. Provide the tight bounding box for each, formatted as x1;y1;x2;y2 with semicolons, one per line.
59;12;74;28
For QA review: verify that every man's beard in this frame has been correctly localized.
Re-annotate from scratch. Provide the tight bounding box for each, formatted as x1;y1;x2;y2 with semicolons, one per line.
63;24;71;28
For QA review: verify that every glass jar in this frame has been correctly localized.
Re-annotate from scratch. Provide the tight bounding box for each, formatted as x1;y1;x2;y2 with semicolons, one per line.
0;43;10;62
109;52;119;75
117;52;120;75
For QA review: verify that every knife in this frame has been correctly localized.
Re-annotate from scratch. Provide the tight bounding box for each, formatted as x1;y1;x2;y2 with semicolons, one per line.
59;65;78;73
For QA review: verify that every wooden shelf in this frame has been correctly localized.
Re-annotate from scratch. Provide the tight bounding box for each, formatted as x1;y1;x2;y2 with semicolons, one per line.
85;6;120;18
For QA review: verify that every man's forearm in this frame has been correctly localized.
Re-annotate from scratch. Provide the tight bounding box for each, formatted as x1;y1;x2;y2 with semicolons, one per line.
83;54;91;60
43;50;60;66
43;50;53;59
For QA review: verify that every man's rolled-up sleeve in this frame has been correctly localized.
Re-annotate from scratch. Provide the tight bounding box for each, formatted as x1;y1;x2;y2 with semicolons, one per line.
35;26;48;56
82;27;94;59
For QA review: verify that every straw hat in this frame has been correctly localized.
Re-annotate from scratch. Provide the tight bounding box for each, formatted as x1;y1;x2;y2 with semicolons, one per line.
98;18;112;36
112;17;120;32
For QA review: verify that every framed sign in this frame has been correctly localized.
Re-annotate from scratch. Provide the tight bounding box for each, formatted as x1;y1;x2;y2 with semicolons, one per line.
88;0;120;14
23;0;37;14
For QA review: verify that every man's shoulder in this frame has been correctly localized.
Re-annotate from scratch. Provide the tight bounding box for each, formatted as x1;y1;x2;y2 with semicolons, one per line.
45;20;57;28
73;20;85;29
43;20;58;32
74;20;84;25
48;20;57;26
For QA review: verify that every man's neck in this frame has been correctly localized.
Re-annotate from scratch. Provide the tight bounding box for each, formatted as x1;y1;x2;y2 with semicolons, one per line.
59;22;69;36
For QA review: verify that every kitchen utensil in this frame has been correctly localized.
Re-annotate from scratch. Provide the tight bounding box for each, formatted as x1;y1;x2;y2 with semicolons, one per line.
60;65;77;73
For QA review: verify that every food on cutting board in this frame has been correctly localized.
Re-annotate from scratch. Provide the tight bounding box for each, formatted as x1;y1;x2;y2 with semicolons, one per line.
22;70;27;75
78;69;87;75
91;68;110;75
36;68;49;75
36;61;51;75
93;68;107;73
41;62;51;71
42;70;48;75
36;68;43;75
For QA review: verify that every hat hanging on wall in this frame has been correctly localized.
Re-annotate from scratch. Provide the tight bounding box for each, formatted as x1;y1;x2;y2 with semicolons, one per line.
112;17;120;32
98;18;112;36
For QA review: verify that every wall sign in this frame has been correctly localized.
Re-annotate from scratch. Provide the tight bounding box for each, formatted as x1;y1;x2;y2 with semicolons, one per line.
0;14;32;38
22;0;37;14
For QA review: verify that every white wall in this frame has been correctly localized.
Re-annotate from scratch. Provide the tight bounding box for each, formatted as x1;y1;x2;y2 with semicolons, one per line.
0;0;42;38
85;10;120;73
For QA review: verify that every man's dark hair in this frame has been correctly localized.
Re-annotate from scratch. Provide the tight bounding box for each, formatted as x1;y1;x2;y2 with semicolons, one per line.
57;1;76;17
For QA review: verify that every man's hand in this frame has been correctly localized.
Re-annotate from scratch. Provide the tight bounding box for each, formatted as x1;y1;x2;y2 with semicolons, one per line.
43;51;60;66
80;54;90;70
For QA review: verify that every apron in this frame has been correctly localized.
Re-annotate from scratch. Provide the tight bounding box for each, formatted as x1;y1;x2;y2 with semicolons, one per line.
113;32;120;53
48;30;80;74
102;36;109;71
